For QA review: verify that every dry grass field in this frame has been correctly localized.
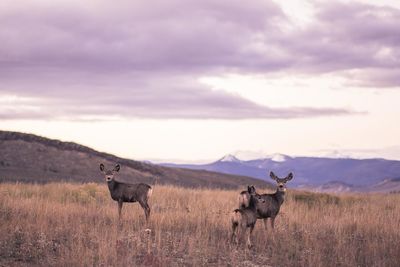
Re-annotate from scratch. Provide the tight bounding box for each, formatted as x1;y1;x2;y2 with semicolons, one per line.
0;182;399;267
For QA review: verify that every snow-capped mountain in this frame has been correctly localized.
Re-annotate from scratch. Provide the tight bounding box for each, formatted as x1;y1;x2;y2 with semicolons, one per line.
218;154;242;163
161;154;400;192
268;153;288;162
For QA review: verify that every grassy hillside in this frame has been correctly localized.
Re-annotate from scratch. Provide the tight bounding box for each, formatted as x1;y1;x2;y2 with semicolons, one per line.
0;131;270;189
0;183;399;266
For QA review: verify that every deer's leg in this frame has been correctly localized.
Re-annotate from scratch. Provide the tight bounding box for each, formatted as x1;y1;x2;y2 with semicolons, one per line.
139;200;151;222
263;218;268;230
270;217;277;241
236;224;242;244
231;211;241;244
270;217;275;230
247;224;255;249
118;200;123;220
231;223;238;244
262;218;269;241
239;224;246;244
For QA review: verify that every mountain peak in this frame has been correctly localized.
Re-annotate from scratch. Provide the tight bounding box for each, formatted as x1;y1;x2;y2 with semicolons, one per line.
267;153;288;162
219;154;241;163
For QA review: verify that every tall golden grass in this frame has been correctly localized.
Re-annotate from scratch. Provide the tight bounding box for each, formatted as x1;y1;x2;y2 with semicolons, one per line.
0;182;399;266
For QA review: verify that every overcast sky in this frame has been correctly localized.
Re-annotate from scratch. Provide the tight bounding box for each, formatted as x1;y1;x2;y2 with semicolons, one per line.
1;0;400;162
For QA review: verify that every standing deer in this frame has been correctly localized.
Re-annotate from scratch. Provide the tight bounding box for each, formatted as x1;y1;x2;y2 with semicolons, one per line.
257;171;293;231
231;186;265;248
99;163;153;222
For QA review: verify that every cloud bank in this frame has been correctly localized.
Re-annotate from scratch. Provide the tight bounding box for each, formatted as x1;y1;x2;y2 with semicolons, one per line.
0;0;398;120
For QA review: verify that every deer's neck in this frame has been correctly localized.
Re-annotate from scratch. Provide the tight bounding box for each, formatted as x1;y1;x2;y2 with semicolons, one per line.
274;190;285;206
107;180;117;195
248;196;258;211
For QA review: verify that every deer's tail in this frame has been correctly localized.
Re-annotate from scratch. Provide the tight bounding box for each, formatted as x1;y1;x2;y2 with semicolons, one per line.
147;176;158;200
147;187;153;200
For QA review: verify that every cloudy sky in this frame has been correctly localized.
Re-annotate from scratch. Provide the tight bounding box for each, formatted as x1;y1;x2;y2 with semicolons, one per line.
1;0;400;162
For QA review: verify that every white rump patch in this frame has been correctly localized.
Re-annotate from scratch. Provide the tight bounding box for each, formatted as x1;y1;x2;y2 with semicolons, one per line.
147;187;153;199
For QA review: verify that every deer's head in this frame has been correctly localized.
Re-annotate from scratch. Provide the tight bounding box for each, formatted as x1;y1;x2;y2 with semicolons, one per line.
99;163;120;182
270;171;293;192
247;185;266;204
247;185;256;195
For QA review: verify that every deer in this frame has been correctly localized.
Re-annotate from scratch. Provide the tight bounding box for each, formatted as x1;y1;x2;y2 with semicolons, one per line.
99;163;153;222
238;185;255;209
231;185;265;248
256;171;293;231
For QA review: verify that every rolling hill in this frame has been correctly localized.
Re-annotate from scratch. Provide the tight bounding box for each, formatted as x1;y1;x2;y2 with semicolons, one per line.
0;131;271;189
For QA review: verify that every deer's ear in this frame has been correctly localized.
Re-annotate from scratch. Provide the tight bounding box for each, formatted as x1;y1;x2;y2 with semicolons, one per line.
100;163;105;172
270;171;278;181
286;172;293;181
248;185;256;194
114;164;120;172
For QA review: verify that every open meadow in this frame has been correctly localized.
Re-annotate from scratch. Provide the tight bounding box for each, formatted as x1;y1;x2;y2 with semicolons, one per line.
0;182;399;267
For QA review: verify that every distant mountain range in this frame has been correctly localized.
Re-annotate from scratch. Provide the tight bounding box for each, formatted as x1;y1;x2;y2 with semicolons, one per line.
2;130;399;193
162;153;400;193
0;131;270;189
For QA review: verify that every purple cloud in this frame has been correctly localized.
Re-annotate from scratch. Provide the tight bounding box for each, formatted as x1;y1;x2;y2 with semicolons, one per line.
0;0;287;73
1;0;396;120
0;72;353;120
0;1;398;75
285;2;400;85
